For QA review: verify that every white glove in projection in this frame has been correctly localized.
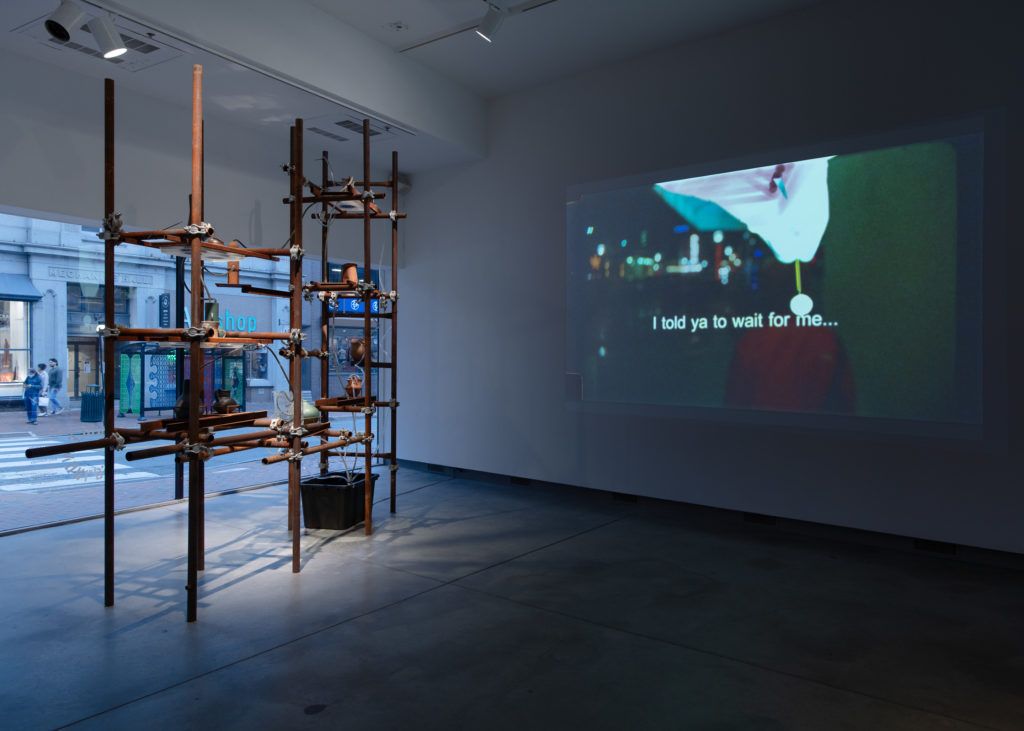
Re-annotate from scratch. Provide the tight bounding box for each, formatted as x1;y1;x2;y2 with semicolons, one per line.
654;156;834;264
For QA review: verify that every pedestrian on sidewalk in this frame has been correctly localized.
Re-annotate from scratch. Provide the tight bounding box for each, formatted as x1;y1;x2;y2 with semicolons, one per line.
47;358;64;415
36;364;49;417
23;367;42;425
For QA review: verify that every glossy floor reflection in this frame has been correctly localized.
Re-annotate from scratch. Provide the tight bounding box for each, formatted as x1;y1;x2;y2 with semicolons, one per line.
1;467;1021;730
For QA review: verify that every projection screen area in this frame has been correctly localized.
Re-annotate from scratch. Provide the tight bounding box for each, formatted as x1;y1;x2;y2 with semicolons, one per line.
567;126;985;437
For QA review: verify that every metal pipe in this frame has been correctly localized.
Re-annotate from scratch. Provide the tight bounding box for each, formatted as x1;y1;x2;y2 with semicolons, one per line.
174;256;185;501
362;119;374;536
205;429;278;447
322;212;406;220
103;77;117;609
186;63;203;622
288;119;304;572
218;330;292;341
390;148;399;514
262;450;291;465
116;326;208;338
301;436;360;456
285;191;385;204
125;441;186;462
320;150;330;477
238;285;291;298
26;435;115;459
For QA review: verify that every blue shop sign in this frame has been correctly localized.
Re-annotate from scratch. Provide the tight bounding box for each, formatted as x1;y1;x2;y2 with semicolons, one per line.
329;298;380;315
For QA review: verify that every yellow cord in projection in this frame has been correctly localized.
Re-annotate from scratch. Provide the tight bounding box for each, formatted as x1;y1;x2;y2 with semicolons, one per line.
794;260;802;294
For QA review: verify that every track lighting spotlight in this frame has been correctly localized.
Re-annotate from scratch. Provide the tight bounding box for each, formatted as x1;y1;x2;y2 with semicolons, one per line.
87;15;127;59
475;4;505;43
45;0;87;43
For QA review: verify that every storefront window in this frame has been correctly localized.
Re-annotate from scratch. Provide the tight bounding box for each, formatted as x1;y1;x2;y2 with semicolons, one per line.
67;283;129;335
0;300;31;399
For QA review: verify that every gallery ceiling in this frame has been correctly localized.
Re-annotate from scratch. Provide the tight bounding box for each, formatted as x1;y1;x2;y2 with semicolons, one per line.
1;0;825;171
310;0;823;97
0;0;449;172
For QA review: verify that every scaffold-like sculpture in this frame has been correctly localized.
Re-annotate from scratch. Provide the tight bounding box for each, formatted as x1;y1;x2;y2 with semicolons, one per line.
22;65;403;622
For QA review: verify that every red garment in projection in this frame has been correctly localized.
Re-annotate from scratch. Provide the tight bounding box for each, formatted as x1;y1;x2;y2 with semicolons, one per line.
725;326;856;413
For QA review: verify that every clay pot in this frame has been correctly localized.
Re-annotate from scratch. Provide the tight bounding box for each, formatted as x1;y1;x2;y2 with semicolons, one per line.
345;374;363;398
347;338;365;366
174;380;199;420
212;389;239;414
340;263;358;286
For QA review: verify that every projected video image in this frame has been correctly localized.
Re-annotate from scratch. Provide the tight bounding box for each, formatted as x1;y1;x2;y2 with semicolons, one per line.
567;133;983;425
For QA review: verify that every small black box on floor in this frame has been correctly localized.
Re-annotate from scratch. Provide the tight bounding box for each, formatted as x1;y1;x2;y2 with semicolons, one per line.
300;472;378;530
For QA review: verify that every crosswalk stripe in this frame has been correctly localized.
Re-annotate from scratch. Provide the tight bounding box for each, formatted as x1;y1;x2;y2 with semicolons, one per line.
0;455;104;468
1;463;140;482
0;472;160;492
0;436;165;493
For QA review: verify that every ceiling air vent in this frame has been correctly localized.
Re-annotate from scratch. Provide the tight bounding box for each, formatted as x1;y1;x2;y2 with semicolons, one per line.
335;119;381;136
309;126;349;143
46;35;125;64
13;14;183;72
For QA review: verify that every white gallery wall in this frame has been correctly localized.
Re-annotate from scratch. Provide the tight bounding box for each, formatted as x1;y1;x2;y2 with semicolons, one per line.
0;46;287;240
401;0;1024;552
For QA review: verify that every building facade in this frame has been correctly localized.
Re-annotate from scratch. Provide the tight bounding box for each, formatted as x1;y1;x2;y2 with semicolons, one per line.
0;213;312;407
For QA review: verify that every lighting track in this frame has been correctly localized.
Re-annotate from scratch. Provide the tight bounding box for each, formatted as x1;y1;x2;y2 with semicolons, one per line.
398;0;560;53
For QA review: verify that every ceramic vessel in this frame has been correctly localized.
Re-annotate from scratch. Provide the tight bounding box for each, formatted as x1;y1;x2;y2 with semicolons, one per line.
174;380;191;420
348;338;365;366
345;374;362;398
212;389;239;414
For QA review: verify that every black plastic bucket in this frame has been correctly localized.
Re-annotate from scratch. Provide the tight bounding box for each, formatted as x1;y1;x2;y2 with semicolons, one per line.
300;471;378;530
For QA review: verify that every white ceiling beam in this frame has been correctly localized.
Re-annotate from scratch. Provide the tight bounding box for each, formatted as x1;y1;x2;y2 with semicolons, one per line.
90;0;486;160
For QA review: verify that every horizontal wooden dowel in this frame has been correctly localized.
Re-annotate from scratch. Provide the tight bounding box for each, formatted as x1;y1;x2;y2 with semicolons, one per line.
236;247;291;256
323;212;406;220
117;326;210;339
220;330;291;341
239;284;291;298
301;437;360;456
285;191;385;204
261;452;291;465
26;436;115;459
207;444;260;458
206;429;278;447
304;282;359;292
318;401;396;413
125;442;185;461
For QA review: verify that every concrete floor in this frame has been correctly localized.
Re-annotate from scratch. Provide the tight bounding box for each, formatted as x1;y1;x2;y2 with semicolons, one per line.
1;468;1022;730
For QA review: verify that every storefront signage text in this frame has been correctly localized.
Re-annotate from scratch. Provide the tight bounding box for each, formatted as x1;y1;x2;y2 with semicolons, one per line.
47;266;153;287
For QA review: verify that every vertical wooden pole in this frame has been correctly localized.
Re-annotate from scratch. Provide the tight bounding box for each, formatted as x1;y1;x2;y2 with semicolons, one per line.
390;150;399;513
290;120;304;572
320;151;330;476
197;118;206;572
362;120;374;535
103;78;116;608
173;257;184;501
185;64;203;622
287;125;296;535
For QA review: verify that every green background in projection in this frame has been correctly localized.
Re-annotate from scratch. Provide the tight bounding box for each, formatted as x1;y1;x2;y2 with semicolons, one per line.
823;142;956;422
